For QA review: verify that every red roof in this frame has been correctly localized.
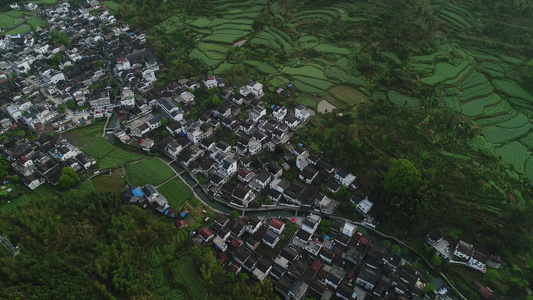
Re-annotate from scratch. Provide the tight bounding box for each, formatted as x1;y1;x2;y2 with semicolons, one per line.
311;259;323;272
229;263;241;274
199;228;213;240
480;287;492;300
270;218;284;230
18;156;29;165
176;220;187;228
360;236;371;246
217;252;227;261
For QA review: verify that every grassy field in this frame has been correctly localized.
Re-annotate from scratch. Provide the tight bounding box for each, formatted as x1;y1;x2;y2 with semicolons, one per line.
82;138;115;159
126;159;175;186
158;178;193;209
92;175;126;193
26;17;47;28
98;149;144;170
62;122;105;148
173;257;206;300
0;184;57;213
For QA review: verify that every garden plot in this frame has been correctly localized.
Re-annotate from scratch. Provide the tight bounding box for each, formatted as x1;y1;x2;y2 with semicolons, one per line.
126;159;175;186
492;80;533;101
483;100;510;116
496;112;529;128
98;149;143;170
494;142;529;173
475;109;518;126
420;60;469;85
158;178;193;210
291;76;333;90
314;44;350;55
283;66;327;79
460;94;501;117
482;122;530;144
82;138;115;159
388;90;422;107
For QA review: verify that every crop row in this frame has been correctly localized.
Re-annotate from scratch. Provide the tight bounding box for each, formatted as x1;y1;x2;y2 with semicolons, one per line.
174;257;206;300
482;122;530;144
158;178;193;210
494;141;529;173
126;159;175;186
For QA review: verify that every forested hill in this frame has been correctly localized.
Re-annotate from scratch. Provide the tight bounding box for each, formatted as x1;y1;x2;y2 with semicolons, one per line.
0;191;277;299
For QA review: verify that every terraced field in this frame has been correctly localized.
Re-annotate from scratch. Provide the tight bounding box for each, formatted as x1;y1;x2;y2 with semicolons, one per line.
410;41;533;182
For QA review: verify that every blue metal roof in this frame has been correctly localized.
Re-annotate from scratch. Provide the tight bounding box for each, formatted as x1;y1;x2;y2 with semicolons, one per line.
132;187;144;197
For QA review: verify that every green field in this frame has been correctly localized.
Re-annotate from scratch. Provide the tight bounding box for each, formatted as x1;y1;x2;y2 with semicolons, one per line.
62;122;105;147
173;257;206;300
126;159;175;186
494;142;529;173
0;13;24;29
98;149;144;170
158;178;193;209
283;66;327;79
313;44;350;55
82;138;115;159
91;175;126;193
388;90;422;107
27;16;47;28
492;80;533;100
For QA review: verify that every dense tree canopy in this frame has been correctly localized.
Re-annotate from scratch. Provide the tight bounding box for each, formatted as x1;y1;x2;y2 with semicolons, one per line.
384;159;421;196
58;167;80;189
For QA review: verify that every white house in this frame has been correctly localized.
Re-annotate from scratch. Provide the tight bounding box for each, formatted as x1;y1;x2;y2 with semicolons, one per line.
203;75;218;89
454;240;473;260
246;81;264;98
295;104;311;122
187;126;203;144
116;57;131;71
159;98;183;122
120;87;135;107
178;91;195;105
147;115;162;130
342;222;357;237
23;175;44;190
272;106;287;121
356;197;374;214
467;250;488;271
7;105;22;121
335;169;357;187
301;214;321;234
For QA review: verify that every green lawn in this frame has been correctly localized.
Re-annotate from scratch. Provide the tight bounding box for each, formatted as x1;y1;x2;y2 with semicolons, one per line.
126;159;175;186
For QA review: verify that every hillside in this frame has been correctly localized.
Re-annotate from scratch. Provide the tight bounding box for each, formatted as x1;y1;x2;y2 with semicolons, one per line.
69;0;533;297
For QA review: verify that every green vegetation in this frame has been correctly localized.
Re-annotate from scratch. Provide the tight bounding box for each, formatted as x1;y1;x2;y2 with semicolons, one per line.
384;159;421;196
58;167;81;189
125;159;175;186
98;149;144;170
62;121;105;148
82;138;115;159
158;178;193;209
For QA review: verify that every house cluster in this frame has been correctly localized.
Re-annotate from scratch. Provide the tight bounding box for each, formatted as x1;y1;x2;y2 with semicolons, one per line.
122;184;182;218
427;231;501;273
0;0;161;136
197;213;430;300
0;135;95;190
9;2;38;11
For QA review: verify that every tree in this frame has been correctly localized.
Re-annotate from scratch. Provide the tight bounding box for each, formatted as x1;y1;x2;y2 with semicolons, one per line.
384;159;421;196
431;255;442;267
57;104;66;114
58;167;80;189
229;210;239;219
422;283;435;295
160;118;169;127
66;100;77;110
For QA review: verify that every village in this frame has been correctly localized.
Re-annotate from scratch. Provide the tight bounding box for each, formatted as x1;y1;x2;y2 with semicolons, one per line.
0;1;503;300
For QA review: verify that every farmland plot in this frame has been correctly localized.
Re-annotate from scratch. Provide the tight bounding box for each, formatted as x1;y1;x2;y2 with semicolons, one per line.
173;257;206;300
126;159;175;186
482;122;531;144
158;178;193;209
82;138;115;159
98;149;143;170
494;142;529;173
